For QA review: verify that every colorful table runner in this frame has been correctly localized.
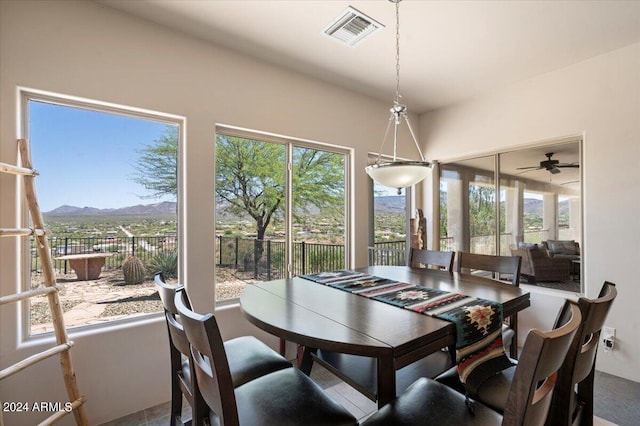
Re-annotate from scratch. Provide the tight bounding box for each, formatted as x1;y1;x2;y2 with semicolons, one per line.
301;270;514;396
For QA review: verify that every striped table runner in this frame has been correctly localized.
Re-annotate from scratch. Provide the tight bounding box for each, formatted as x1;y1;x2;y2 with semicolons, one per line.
301;270;514;396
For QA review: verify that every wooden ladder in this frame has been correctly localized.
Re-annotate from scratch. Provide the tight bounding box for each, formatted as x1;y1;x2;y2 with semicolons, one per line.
0;139;88;425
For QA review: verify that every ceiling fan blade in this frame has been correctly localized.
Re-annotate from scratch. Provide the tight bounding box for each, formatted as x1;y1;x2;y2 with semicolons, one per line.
557;164;579;168
549;167;561;174
515;166;540;170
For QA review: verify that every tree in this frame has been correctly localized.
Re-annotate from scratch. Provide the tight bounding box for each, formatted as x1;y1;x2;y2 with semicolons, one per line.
132;126;178;199
133;128;345;268
215;135;344;264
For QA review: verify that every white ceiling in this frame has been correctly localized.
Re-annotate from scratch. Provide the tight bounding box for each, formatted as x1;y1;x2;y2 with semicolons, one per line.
100;0;640;114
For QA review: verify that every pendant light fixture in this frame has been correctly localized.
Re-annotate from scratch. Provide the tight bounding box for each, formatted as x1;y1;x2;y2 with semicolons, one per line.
365;0;431;192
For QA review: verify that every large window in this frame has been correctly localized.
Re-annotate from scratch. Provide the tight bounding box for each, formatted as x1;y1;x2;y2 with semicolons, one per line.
214;130;349;303
440;139;582;292
369;182;408;265
25;94;180;334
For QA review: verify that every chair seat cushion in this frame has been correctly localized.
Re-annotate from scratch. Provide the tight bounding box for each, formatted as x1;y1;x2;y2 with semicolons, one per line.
502;324;515;351
224;336;293;387
362;377;502;426
234;368;358;426
435;364;516;414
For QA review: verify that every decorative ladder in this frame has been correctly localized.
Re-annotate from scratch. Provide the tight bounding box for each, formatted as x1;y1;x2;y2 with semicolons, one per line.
0;139;88;425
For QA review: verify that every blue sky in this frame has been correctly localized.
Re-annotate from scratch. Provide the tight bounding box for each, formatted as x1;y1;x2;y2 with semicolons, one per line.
29;101;176;211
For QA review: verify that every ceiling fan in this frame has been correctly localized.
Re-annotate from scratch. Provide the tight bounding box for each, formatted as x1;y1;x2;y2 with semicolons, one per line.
516;152;579;175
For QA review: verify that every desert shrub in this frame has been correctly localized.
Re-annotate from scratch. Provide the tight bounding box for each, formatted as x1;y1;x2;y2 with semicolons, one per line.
148;249;178;278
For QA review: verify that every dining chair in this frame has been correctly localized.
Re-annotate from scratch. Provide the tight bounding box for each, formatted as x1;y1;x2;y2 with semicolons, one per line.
173;287;358;426
546;281;617;426
434;282;616;426
154;273;293;425
409;248;455;271
457;251;522;358
362;300;582;426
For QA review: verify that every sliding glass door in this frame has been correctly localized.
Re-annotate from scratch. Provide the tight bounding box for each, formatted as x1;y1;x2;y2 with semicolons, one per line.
439;139;582;292
214;131;348;302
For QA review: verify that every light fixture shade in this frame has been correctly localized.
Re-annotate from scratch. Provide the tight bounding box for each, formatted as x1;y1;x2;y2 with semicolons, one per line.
365;161;432;189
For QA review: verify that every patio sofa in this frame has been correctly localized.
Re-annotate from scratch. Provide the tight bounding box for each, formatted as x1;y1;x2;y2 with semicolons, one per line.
542;240;581;262
510;243;571;283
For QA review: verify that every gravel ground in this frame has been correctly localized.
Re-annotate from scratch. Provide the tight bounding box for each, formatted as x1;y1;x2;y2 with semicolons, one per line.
29;267;259;329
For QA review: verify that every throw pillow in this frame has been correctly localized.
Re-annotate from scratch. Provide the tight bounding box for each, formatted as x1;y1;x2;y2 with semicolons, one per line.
548;240;577;255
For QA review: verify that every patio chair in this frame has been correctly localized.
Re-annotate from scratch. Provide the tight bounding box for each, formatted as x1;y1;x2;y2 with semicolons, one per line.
510;244;571;283
457;252;522;358
154;273;292;425
362;300;582;426
173;287;358;426
409;248;455;271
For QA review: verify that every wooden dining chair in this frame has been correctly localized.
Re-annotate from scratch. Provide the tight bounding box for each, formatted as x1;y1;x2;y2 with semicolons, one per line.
154;273;293;425
173;287;358;426
362;300;582;426
435;282;617;426
546;281;617;426
457;251;522;358
409;248;455;271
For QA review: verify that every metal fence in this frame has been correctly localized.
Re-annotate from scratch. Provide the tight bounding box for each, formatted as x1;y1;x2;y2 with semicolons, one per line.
32;234;407;278
216;236;346;279
30;235;177;274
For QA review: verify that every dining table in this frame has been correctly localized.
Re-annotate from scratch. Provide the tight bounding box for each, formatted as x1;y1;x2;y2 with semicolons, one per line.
239;265;530;408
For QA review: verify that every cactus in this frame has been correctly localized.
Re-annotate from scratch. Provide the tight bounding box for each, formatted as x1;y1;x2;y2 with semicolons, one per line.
122;255;146;285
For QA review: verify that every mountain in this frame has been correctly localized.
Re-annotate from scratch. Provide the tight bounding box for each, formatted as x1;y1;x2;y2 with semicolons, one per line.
376;196;569;216
374;196;405;213
44;202;177;216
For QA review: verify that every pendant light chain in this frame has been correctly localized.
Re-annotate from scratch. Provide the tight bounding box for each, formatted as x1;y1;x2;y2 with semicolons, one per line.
394;0;401;105
365;0;431;191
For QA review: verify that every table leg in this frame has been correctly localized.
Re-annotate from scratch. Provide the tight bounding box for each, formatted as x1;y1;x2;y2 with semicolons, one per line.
297;345;316;376
377;354;396;408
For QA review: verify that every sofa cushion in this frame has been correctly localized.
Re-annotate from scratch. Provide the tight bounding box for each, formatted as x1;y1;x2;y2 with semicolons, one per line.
517;242;538;249
547;240;577;255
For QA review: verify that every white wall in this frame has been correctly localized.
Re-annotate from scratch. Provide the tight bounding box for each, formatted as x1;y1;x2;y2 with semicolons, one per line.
420;42;640;382
0;1;399;423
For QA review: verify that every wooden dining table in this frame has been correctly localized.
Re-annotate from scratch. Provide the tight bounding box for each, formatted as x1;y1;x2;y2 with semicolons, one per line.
240;265;530;408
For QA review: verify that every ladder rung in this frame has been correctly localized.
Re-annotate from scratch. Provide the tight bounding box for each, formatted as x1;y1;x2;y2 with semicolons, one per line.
0;161;37;176
0;342;74;380
36;396;87;426
0;286;62;305
0;227;47;237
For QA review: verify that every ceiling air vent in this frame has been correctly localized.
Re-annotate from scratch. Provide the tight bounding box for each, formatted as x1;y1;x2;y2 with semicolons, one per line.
322;6;384;47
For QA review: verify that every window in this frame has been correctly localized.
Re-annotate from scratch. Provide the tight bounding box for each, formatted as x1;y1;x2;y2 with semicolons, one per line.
24;93;180;334
439;139;582;292
214;129;349;303
369;182;408;265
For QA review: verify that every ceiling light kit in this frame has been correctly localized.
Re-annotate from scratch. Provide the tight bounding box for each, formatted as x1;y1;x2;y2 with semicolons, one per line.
365;0;431;193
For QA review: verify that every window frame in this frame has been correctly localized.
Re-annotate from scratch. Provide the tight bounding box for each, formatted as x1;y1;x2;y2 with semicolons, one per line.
436;137;583;293
214;124;353;304
18;87;185;341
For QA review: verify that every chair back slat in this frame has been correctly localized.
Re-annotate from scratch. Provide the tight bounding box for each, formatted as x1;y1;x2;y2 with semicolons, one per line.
174;288;240;426
410;248;455;271
457;252;521;286
504;301;581;426
155;273;192;356
546;281;617;426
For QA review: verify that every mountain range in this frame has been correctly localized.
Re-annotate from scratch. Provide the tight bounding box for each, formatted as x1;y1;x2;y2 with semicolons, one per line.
44;201;177;216
44;197;567;216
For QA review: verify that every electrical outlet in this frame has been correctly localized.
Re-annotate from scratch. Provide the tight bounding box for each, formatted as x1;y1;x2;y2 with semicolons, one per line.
603;326;615;339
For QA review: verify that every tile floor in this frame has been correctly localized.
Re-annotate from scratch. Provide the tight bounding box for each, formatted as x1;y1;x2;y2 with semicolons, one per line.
100;365;638;426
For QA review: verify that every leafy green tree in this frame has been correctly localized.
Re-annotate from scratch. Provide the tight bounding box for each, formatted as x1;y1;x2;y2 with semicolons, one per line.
215;135;344;263
133;129;345;267
132;126;178;199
